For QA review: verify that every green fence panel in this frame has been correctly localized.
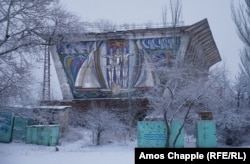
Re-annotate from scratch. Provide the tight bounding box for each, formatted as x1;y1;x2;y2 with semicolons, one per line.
12;116;34;142
0;112;14;143
37;126;50;146
26;125;60;146
137;120;184;148
196;120;217;148
26;126;38;144
49;125;60;146
137;121;166;148
169;120;184;148
12;129;25;142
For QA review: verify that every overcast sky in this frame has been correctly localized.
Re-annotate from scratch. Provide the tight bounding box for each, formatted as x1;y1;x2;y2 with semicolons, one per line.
59;0;243;83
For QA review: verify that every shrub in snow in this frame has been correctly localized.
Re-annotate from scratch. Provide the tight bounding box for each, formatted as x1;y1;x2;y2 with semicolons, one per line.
217;109;250;146
83;107;128;145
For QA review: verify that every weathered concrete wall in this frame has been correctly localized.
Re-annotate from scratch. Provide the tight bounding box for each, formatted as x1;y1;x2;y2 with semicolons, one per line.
50;46;73;100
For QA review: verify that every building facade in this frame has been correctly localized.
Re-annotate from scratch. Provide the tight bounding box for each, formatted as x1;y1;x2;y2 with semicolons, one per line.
50;19;221;101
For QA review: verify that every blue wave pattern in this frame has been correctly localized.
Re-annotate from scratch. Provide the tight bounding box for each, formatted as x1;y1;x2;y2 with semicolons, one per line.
141;37;180;50
144;134;167;140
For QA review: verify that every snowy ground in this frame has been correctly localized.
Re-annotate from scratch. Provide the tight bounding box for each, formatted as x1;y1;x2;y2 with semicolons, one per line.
0;127;249;164
0;141;135;164
0;127;137;164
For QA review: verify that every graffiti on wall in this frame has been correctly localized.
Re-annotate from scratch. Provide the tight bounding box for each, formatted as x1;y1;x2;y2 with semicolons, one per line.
57;36;180;98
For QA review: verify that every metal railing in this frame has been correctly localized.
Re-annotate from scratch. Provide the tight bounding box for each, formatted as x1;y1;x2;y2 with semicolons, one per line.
84;21;185;33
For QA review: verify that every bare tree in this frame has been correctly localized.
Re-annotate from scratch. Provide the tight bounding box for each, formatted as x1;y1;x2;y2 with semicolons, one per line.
0;53;34;105
0;0;54;56
161;0;183;28
208;65;250;146
161;5;168;27
232;0;250;108
83;104;128;145
0;0;85;54
145;62;208;147
145;55;248;147
232;0;250;48
209;0;250;146
170;0;183;27
0;0;86;105
0;0;54;105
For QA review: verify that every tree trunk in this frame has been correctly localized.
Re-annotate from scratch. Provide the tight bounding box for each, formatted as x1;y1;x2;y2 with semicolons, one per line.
96;129;104;145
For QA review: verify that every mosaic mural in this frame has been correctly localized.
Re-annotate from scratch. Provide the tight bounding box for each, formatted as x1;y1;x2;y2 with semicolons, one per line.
57;37;180;98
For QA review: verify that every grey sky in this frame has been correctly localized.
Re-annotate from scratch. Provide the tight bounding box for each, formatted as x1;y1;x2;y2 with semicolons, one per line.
60;0;243;82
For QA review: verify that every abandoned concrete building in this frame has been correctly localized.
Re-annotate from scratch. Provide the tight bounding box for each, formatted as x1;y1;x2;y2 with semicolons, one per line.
41;18;221;111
